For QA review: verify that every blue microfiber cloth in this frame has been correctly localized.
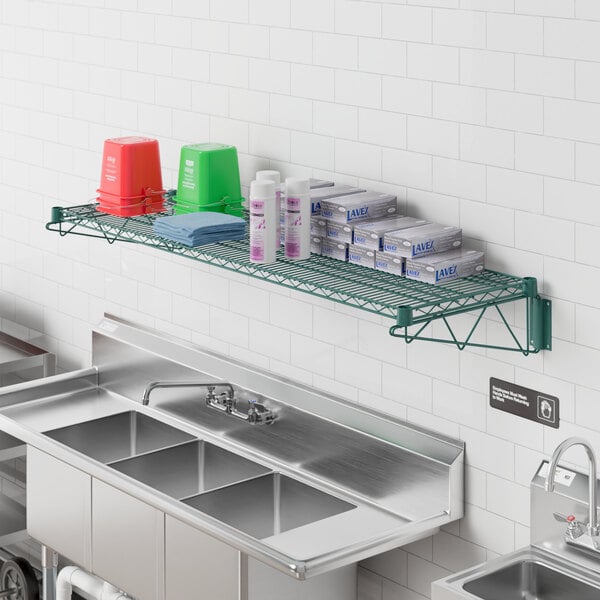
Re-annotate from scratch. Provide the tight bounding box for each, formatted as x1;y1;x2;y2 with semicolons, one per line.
156;230;246;247
153;212;246;247
154;212;245;235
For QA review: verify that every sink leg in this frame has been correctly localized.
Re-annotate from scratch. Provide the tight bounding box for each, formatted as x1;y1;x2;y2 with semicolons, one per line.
41;546;58;600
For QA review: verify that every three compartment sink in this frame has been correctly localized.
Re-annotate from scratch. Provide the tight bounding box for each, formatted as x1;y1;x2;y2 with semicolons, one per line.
1;315;464;580
44;411;195;463
462;560;600;600
110;440;270;499
43;410;356;542
184;473;355;540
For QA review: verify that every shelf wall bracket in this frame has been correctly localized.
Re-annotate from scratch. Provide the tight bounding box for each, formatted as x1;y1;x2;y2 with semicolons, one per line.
389;276;551;356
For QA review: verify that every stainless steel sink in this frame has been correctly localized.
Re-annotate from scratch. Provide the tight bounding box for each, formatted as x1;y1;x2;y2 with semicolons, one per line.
184;472;355;539
109;440;271;499
44;411;195;463
7;315;465;582
433;546;600;600
463;560;600;600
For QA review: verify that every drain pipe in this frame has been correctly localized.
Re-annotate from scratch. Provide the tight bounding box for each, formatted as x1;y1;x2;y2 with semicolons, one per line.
56;566;129;600
42;546;58;600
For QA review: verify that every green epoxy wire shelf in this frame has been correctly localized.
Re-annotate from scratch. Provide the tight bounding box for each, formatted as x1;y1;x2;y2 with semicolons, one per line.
46;202;552;355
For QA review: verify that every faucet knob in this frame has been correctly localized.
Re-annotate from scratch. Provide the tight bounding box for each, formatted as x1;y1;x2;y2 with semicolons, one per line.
565;514;584;540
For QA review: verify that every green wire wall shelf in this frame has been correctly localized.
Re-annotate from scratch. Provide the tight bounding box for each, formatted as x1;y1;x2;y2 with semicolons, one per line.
46;202;552;355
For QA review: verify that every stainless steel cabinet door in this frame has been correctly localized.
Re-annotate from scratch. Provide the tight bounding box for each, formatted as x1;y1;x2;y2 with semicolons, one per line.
27;446;92;569
248;559;357;600
92;479;165;600
165;516;240;600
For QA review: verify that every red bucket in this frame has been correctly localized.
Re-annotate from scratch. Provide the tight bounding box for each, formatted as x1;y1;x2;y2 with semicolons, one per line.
97;136;165;200
97;189;165;217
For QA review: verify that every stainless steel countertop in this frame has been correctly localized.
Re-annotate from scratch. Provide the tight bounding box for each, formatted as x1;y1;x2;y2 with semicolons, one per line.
0;315;464;580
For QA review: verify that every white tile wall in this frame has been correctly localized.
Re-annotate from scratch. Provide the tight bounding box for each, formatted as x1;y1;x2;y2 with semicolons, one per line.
2;1;600;598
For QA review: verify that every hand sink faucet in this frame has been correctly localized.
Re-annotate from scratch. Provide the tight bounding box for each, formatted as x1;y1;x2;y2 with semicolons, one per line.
545;437;599;550
141;381;276;425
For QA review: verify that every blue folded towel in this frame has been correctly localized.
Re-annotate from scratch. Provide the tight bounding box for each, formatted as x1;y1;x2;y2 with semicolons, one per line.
153;212;246;247
158;231;246;247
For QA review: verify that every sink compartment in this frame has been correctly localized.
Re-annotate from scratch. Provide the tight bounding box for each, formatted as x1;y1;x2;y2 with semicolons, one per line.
463;560;600;600
110;440;271;499
184;473;355;539
45;411;195;463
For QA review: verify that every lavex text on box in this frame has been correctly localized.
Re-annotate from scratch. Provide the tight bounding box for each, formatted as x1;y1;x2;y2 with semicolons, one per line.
383;224;462;258
321;239;348;261
353;216;428;250
375;252;405;276
320;192;397;223
326;221;354;244
348;245;375;268
309;185;365;215
405;250;485;284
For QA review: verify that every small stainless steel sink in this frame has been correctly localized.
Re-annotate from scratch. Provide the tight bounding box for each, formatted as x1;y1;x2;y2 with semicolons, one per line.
184;472;355;539
110;440;271;499
463;560;600;600
44;411;195;463
433;547;600;600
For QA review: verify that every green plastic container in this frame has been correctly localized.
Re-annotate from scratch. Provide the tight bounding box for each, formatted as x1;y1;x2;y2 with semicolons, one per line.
174;201;225;215
174;143;242;214
224;203;245;218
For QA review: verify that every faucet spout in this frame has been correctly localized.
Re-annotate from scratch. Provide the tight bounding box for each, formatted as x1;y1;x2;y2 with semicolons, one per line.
545;437;598;537
142;381;234;407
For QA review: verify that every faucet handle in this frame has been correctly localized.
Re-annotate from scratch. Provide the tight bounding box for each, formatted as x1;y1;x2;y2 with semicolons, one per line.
561;514;585;539
553;512;571;523
246;399;276;425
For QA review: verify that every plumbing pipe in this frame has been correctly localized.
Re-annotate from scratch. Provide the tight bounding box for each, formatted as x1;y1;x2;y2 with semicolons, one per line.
42;546;58;600
56;566;129;600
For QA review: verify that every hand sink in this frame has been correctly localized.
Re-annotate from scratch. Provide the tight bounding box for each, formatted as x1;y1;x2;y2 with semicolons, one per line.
109;440;271;499
463;560;600;600
184;472;355;540
44;411;195;464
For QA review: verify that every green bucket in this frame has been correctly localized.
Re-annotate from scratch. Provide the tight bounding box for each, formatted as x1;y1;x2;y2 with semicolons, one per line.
224;197;245;218
175;143;243;208
174;200;225;215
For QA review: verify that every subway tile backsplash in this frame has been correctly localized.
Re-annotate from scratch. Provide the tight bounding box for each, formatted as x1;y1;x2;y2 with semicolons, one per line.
2;1;600;597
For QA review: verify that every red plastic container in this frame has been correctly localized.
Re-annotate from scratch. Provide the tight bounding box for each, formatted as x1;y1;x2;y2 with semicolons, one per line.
97;136;165;216
97;195;165;217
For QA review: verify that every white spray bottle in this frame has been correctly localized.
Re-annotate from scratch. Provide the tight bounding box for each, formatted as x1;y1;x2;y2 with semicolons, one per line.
249;179;277;264
284;177;311;261
256;170;282;249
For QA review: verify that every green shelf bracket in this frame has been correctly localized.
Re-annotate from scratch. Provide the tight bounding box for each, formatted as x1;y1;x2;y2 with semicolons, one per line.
46;202;552;356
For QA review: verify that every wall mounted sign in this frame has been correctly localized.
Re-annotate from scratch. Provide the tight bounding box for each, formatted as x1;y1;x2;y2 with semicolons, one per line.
489;377;559;428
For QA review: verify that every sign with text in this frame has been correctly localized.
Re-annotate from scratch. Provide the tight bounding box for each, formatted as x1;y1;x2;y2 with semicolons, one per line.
490;377;559;429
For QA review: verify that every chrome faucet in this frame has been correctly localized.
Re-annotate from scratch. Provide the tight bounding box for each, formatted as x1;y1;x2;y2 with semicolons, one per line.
142;381;234;407
546;437;599;550
141;381;275;425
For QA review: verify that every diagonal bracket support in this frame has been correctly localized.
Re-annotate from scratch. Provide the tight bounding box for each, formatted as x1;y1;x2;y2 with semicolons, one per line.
390;277;552;356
